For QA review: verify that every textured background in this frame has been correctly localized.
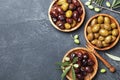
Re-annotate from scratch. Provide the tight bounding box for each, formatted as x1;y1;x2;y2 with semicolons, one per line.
0;0;120;80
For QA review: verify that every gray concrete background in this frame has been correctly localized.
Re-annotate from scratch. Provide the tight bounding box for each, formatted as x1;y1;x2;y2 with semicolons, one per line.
0;0;120;80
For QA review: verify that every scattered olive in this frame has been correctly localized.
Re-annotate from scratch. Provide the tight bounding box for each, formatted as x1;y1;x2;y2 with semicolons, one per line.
74;39;80;44
100;68;106;73
66;10;73;18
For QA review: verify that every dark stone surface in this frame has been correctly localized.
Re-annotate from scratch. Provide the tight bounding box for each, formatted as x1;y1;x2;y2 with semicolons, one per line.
0;0;120;80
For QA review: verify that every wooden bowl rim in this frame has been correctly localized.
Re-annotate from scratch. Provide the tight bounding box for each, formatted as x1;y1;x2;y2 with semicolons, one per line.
48;0;85;32
84;13;120;51
62;47;98;80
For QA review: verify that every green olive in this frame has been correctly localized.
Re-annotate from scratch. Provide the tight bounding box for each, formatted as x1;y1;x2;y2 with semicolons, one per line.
94;33;99;39
104;24;111;30
111;36;116;42
99;29;109;37
100;24;104;29
112;29;119;36
87;33;94;41
92;24;100;32
98;16;104;24
91;19;97;26
98;36;105;41
105;35;112;43
111;23;117;29
87;26;92;33
91;39;98;45
66;10;72;18
96;40;102;48
64;23;71;29
57;0;67;5
104;17;110;24
61;3;69;11
102;41;109;47
71;20;76;27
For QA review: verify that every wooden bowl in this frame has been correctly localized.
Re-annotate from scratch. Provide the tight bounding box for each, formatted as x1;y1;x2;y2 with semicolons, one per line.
62;47;98;80
48;0;85;32
84;14;120;50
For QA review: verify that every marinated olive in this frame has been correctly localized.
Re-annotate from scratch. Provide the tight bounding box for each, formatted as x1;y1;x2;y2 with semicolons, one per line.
77;7;83;15
105;35;112;43
61;3;69;11
50;10;58;17
67;0;72;3
57;0;67;5
56;21;64;27
100;24;104;29
104;24;111;30
96;40;102;48
64;23;71;29
87;26;92;33
99;29;109;37
87;33;94;41
77;17;81;22
57;7;64;14
102;41;109;47
72;11;79;21
111;36;116;42
58;15;65;21
104;17;110;24
71;20;76;27
66;10;73;18
72;0;80;7
98;36;105;41
52;17;57;23
92;24;100;33
91;39;97;45
112;29;119;36
98;16;104;24
66;18;73;24
111;23;117;29
94;33;99;39
91;19;97;26
69;3;76;10
108;31;112;35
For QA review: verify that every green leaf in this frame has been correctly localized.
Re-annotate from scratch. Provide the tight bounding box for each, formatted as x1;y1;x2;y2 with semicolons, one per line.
61;66;71;80
56;61;70;67
111;0;117;8
112;0;120;7
113;5;120;9
72;57;78;64
72;67;76;80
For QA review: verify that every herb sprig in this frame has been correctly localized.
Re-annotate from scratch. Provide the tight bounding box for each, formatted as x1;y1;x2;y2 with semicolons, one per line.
85;0;120;14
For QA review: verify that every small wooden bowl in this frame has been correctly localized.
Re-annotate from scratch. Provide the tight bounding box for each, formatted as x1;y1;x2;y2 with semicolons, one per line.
84;14;120;50
48;0;85;32
62;47;98;80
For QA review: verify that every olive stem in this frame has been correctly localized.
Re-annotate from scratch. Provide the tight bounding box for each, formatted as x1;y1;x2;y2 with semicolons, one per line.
93;1;120;14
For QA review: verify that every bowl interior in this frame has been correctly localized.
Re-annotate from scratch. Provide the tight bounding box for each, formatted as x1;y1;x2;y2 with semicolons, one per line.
48;0;85;32
62;47;98;80
84;14;120;50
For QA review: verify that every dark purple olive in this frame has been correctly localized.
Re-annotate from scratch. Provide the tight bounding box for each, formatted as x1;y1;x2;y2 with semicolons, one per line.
85;66;94;73
67;0;72;3
58;15;65;21
76;74;84;80
50;10;58;18
77;7;83;15
78;17;81;22
87;59;95;66
72;0;80;7
75;68;80;74
77;60;81;66
72;11;79;21
52;17;57;23
56;21;64;27
82;59;88;66
80;67;85;72
69;4;76;10
77;52;83;61
83;53;89;60
70;53;76;61
82;71;87;76
66;18;73;24
59;26;65;29
57;7;64;14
